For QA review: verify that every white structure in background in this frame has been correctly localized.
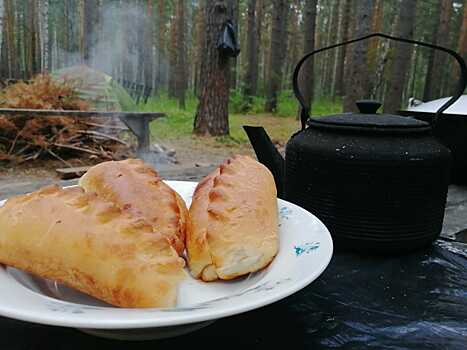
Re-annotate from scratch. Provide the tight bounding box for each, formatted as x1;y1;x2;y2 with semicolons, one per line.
406;95;467;115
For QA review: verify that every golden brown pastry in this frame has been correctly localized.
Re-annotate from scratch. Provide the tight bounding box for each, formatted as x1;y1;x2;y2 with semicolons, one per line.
0;185;185;308
187;155;279;281
79;159;189;255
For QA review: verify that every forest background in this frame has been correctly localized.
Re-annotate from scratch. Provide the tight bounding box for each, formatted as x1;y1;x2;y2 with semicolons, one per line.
0;0;466;143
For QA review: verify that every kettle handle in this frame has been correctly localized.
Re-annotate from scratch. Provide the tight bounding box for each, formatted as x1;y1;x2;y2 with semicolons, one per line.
292;32;467;130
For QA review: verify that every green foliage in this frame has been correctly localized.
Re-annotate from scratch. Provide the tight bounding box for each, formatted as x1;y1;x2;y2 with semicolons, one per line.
136;92;197;139
140;91;342;143
276;90;343;118
229;89;249;114
229;89;342;118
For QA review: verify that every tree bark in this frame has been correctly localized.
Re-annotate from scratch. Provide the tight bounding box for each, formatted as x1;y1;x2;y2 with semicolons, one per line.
243;0;259;98
62;0;70;67
156;0;167;92
25;0;41;78
265;0;290;112
424;0;452;101
259;0;267;94
367;0;382;78
285;0;301;89
343;0;374;112
1;0;17;78
334;0;351;97
193;0;206;97
0;0;5;78
136;0;146;85
457;2;467;66
324;0;340;97
175;0;187;109
383;0;417;113
230;0;240;89
122;7;134;82
299;0;318;112
82;0;98;63
451;2;467;95
144;0;154;92
168;17;177;98
193;0;233;136
39;0;49;72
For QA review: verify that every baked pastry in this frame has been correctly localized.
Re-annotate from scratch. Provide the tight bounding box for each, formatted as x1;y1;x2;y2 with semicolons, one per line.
0;185;185;308
187;155;279;281
79;159;189;255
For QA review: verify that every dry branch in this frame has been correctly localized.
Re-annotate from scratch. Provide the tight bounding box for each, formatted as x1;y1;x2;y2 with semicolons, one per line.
0;74;130;163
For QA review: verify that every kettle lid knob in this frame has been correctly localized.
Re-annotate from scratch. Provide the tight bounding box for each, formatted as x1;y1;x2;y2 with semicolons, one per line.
356;100;382;114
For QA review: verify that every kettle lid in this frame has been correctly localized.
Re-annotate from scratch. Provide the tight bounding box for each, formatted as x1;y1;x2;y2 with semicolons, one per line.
308;100;431;134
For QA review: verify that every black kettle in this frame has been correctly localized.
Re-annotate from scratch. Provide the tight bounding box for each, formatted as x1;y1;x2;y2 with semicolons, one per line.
244;33;467;254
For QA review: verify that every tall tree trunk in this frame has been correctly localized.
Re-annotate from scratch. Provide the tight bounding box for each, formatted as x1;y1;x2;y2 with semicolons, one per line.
1;0;17;78
78;0;84;64
285;0;301;90
324;0;340;97
47;9;53;71
0;2;5;78
383;0;417;113
343;0;374;112
342;0;356;105
168;18;177;98
122;8;134;82
39;0;49;72
259;0;268;94
193;0;233;136
193;1;205;97
299;0;317;112
424;0;452;101
368;0;382;78
136;1;145;85
451;2;467;95
82;0;98;64
457;2;467;66
265;0;290;112
175;0;187;109
230;0;239;89
334;0;351;98
144;0;154;93
25;0;41;78
244;0;259;98
0;0;6;79
62;0;70;67
156;0;167;92
17;2;25;79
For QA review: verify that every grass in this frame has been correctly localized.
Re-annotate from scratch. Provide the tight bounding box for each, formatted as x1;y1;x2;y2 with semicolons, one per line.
132;91;342;145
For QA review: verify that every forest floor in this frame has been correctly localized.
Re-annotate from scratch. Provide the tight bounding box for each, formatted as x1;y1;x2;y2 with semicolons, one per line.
0;113;296;189
0;95;341;197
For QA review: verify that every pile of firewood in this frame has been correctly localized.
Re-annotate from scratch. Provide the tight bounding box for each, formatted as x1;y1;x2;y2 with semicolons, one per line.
0;75;130;164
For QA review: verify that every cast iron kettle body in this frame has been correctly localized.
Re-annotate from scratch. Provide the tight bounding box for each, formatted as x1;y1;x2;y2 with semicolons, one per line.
244;33;467;254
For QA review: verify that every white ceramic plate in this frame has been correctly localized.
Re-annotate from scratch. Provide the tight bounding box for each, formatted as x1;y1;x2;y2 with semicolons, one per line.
0;181;333;340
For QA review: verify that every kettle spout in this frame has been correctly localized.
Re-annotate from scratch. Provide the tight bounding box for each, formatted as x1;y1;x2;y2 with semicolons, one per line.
243;125;285;198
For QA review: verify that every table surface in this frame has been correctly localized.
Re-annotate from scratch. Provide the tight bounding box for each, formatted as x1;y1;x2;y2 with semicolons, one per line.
0;183;466;350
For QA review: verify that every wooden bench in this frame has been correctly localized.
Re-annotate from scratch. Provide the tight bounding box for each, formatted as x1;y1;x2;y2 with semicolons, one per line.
0;108;165;154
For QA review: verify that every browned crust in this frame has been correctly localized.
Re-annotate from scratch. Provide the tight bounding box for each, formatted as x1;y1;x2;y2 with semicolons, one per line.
0;185;185;308
187;155;279;281
79;159;189;255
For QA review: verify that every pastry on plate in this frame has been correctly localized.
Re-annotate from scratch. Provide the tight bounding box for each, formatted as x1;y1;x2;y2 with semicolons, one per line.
187;155;279;281
0;185;185;308
79;159;189;255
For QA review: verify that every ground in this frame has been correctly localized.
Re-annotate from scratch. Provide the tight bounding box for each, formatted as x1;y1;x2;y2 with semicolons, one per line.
0;113;299;197
0;92;341;196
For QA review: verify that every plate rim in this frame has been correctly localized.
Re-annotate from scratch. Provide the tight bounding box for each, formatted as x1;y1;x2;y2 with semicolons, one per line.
0;180;333;329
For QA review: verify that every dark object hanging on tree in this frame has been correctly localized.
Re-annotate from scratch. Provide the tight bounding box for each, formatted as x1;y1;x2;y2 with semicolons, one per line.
217;20;240;58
